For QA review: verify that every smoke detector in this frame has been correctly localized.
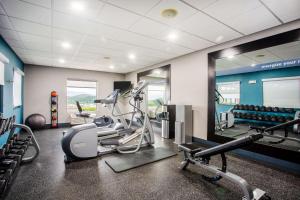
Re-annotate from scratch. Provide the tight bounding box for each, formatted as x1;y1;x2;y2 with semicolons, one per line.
161;8;178;19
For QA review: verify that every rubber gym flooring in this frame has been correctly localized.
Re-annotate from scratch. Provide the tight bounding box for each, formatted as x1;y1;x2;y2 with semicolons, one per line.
5;127;300;200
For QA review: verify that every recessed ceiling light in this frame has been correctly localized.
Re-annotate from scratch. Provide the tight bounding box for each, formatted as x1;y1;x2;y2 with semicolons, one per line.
154;70;161;74
167;32;178;42
227;55;234;59
58;59;65;64
128;53;136;60
251;63;256;67
216;35;224;42
109;65;115;69
70;1;85;12
161;8;178;19
61;41;71;49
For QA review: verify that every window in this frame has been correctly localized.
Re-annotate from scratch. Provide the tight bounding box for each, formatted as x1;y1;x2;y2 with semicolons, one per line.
66;80;97;114
216;81;240;105
147;84;166;118
13;69;23;107
263;76;300;108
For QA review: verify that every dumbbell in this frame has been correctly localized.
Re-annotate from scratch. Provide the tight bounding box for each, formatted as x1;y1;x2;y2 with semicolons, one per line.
249;105;255;111
7;140;27;152
244;105;250;110
254;106;260;111
11;134;30;146
245;113;252;119
257;114;263;121
239;113;246;119
263;115;271;121
260;106;266;112
278;107;285;113
233;105;238;110
277;116;286;123
251;113;258;120
0;169;12;194
270;115;278;122
0;148;21;165
272;107;280;112
3;144;25;157
285;108;295;113
239;104;244;110
235;112;241;118
286;116;294;121
265;106;272;112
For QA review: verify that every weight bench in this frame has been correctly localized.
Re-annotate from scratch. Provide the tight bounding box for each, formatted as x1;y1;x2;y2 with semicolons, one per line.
179;133;269;200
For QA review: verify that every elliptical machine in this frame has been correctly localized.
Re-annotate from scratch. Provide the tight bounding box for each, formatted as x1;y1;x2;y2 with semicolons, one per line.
61;80;154;162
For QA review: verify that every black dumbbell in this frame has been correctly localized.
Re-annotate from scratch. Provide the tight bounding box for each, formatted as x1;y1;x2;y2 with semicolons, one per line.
265;106;272;112
285;108;295;113
278;107;285;113
277;116;285;122
270;115;278;122
257;114;263;121
251;113;258;120
286;116;294;121
263;115;271;121
235;112;241;118
244;105;250;110
246;113;252;119
248;105;255;111
254;106;260;111
239;104;245;110
272;107;279;112
260;106;266;112
239;113;246;119
233;105;238;110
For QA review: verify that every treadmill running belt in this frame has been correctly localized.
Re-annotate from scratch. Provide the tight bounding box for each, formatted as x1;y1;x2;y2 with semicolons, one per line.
105;147;177;173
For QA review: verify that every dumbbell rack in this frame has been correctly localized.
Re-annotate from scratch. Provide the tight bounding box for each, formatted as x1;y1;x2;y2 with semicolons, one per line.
232;105;298;126
0;115;40;197
50;92;58;128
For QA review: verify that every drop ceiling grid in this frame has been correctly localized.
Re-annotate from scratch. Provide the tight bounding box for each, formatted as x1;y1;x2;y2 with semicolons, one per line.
0;0;298;73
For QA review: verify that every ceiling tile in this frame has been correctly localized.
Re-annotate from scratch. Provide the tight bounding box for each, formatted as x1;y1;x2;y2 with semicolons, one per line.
23;0;52;8
53;0;104;20
0;15;13;29
180;12;241;43
203;0;261;22
224;6;280;35
53;11;96;34
1;0;51;25
0;28;20;41
183;0;218;10
155;30;214;50
130;17;169;37
4;38;24;49
10;17;51;37
146;0;197;26
52;28;84;43
261;0;300;23
106;0;160;15
96;4;140;29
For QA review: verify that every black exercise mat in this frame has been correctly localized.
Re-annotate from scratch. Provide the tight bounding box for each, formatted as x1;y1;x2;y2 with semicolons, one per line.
105;147;177;173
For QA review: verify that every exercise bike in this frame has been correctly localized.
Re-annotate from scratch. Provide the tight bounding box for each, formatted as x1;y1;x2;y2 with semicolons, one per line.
61;80;155;162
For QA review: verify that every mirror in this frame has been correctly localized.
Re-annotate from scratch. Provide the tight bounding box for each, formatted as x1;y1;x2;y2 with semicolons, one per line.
214;40;300;152
138;65;170;122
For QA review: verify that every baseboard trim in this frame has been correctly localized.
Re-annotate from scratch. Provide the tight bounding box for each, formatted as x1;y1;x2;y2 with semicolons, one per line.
44;123;71;129
192;136;300;175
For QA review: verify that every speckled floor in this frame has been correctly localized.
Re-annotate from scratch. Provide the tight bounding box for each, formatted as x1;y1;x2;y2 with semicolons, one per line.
4;128;300;200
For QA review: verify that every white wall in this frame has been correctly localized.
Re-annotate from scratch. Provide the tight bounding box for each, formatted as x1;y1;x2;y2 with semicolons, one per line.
24;65;125;124
125;20;300;140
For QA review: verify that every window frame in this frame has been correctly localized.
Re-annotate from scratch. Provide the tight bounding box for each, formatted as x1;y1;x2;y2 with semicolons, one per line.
13;68;24;108
66;79;98;114
216;81;240;105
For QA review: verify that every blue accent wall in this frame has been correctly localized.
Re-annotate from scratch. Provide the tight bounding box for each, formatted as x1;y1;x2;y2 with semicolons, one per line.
216;66;300;113
0;36;24;147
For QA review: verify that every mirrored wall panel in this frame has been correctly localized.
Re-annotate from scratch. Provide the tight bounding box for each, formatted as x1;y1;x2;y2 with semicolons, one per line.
138;66;170;121
215;40;300;152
